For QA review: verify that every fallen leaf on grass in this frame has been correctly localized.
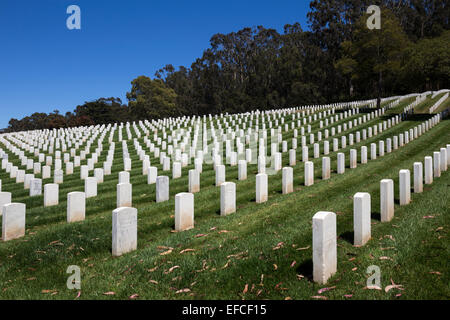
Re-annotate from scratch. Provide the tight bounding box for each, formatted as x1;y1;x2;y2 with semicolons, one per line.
218;230;230;234
423;215;434;219
75;291;81;299
179;248;195;254
363;286;382;290
344;294;353;298
167;265;180;273
272;242;284;250
385;285;403;292
157;245;173;250
379;256;393;261
296;246;310;251
149;280;158;285
176;288;191;294
290;261;297;268
311;295;328;300
429;271;442;275
195;234;207;238
160;249;173;256
243;284;248;294
318;286;336;294
385;279;404;292
352;267;358;271
41;289;55;294
129;294;139;299
103;291;115;295
48;240;63;246
273;264;278;270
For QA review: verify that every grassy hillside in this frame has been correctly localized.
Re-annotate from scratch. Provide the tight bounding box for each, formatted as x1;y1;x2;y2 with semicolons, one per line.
0;97;449;300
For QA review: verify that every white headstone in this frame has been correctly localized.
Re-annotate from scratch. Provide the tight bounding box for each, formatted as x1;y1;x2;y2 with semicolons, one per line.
304;161;314;186
2;203;26;241
353;192;371;246
424;156;433;184
44;184;59;207
238;160;247;180
380;179;394;222
255;173;268;203
175;192;194;231
322;157;330;180
119;171;130;184
399;169;411;205
85;177;98;198
220;182;236;216
30;178;42;197
156;176;169;202
216;164;226;186
413;162;423;193
282;167;293;194
117;183;132;208
188;169;200;193
67;192;86;223
112;207;137;256
0;192;12;216
312;211;337;284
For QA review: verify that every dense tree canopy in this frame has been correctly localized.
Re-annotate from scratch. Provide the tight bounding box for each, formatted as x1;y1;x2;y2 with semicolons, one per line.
5;0;449;132
126;76;179;120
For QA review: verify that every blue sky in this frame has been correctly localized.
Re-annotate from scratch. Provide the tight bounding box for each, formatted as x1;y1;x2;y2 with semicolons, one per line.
0;0;311;128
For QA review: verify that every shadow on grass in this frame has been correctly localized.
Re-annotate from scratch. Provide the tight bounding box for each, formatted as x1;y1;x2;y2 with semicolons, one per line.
372;211;381;221
339;231;354;245
296;259;313;282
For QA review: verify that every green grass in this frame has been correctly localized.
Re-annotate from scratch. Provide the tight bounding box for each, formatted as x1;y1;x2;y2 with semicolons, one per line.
434;96;450;114
414;93;448;113
0;97;449;300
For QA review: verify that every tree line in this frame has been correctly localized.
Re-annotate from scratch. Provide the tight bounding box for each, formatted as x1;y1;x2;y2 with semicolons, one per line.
5;0;449;133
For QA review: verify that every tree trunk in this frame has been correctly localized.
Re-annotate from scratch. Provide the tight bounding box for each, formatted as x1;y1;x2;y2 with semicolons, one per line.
377;70;382;108
349;78;354;97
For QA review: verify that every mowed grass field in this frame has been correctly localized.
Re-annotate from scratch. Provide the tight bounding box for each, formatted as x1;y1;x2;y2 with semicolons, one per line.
0;98;449;300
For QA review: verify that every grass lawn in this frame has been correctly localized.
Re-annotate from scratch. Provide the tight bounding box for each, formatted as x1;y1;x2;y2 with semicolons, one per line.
0;96;449;300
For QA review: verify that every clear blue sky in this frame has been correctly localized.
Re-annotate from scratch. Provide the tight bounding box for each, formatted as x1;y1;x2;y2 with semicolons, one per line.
0;0;311;128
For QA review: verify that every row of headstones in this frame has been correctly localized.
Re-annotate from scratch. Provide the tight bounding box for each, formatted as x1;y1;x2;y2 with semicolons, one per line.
0;94;417;199
0;111;440;219
0;105;342;182
128;106;394;181
1;141;447;251
91;140;450;257
2;116;445;242
1;92;400;161
429;92;449;113
0;99;415;244
0;96;389;183
103;111;445;206
312;143;449;284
